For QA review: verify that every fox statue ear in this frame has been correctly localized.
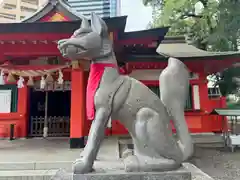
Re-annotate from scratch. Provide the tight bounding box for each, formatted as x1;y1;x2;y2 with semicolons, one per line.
80;16;90;29
91;12;108;35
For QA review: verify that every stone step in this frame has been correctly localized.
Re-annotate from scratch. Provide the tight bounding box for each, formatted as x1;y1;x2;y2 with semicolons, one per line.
0;161;73;171
118;135;225;158
0;160;124;172
0;168;191;180
118;134;225;145
0;169;60;180
195;143;224;148
193;134;225;144
0;163;213;180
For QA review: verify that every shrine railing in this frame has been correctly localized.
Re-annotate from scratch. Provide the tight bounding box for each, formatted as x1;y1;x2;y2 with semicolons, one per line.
208;87;221;98
29;116;70;137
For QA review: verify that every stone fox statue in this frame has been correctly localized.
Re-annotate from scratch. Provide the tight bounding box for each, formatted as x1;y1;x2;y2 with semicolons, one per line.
58;12;194;174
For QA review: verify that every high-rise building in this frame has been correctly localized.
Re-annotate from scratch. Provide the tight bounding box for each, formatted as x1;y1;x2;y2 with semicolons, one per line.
0;0;46;23
67;0;121;18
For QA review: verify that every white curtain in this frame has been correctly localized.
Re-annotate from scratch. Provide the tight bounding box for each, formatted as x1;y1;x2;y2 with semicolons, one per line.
107;116;112;128
0;90;12;113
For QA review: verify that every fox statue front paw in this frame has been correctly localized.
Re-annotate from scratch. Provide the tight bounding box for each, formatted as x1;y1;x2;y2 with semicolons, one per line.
73;158;93;174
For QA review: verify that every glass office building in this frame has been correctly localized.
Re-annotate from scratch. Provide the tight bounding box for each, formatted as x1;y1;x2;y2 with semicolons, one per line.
67;0;120;18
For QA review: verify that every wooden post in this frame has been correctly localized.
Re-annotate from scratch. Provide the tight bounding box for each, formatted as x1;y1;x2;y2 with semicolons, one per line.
109;32;114;41
70;61;85;148
43;91;48;138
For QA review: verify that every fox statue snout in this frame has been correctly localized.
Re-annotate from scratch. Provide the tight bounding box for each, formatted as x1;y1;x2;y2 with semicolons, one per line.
57;13;111;61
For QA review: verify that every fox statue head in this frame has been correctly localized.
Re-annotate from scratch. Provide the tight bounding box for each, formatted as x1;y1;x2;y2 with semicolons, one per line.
57;12;113;61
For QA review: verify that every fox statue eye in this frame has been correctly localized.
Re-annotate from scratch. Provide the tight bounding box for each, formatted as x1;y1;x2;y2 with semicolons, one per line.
76;32;88;38
72;30;89;38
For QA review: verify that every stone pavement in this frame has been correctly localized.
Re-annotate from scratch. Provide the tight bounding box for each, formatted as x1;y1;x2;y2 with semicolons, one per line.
0;163;213;180
0;136;119;171
1;136;240;180
0;138;80;163
0;136;214;180
191;146;240;180
0;133;226;166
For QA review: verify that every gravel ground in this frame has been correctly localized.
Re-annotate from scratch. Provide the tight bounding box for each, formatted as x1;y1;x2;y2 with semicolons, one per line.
190;146;240;180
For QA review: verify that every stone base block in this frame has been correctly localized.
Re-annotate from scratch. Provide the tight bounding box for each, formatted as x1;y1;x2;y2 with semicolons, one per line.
0;163;215;180
73;168;191;180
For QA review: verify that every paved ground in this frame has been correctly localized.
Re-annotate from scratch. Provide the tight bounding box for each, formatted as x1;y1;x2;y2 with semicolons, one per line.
0;137;119;162
0;138;80;162
1;137;240;180
191;146;240;180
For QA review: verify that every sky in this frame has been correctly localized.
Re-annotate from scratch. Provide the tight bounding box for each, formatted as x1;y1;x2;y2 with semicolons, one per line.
120;0;153;32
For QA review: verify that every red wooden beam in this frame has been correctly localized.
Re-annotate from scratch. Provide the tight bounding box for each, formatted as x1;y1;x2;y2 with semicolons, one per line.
185;58;240;74
0;65;67;70
0;43;60;58
118;37;158;45
0;33;71;41
126;62;167;70
3;52;61;57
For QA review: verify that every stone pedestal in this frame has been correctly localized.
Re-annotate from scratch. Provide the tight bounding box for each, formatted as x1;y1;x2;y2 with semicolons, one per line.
0;163;216;180
73;168;191;180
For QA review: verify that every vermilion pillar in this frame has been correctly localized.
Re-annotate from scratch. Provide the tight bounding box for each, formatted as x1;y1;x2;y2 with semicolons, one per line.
198;73;211;113
70;63;85;148
17;85;29;137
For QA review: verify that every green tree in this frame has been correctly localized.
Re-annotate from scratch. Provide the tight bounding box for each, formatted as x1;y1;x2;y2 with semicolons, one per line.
144;0;240;96
145;0;219;50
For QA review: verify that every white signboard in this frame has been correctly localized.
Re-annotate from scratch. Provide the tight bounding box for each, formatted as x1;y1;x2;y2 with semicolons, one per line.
0;90;12;113
193;85;200;110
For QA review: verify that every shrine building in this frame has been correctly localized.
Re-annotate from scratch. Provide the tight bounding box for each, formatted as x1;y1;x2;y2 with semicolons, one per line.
0;0;239;148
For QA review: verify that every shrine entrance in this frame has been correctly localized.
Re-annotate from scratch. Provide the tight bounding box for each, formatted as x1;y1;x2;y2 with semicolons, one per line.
28;81;71;137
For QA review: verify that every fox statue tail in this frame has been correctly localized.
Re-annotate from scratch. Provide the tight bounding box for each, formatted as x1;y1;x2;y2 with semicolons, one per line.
159;57;194;161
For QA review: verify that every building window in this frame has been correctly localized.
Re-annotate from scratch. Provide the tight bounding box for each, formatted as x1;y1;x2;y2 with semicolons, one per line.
10;58;30;65
0;13;16;20
0;85;18;113
147;85;193;110
21;0;39;5
186;86;193;110
3;3;16;10
47;56;65;65
208;87;221;99
21;6;37;13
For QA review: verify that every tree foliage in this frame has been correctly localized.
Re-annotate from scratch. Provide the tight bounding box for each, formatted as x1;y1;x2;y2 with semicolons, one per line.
144;0;240;96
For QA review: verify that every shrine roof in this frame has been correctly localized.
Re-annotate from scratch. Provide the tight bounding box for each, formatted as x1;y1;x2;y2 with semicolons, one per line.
0;0;169;42
119;27;169;40
0;0;128;34
22;0;80;22
210;108;240;116
157;36;240;60
0;16;127;34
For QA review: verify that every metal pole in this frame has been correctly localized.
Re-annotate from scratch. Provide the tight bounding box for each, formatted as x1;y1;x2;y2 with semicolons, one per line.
9;124;15;141
43;91;48;138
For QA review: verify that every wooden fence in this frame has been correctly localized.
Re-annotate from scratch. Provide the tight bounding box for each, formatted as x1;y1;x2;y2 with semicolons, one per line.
29;116;70;137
